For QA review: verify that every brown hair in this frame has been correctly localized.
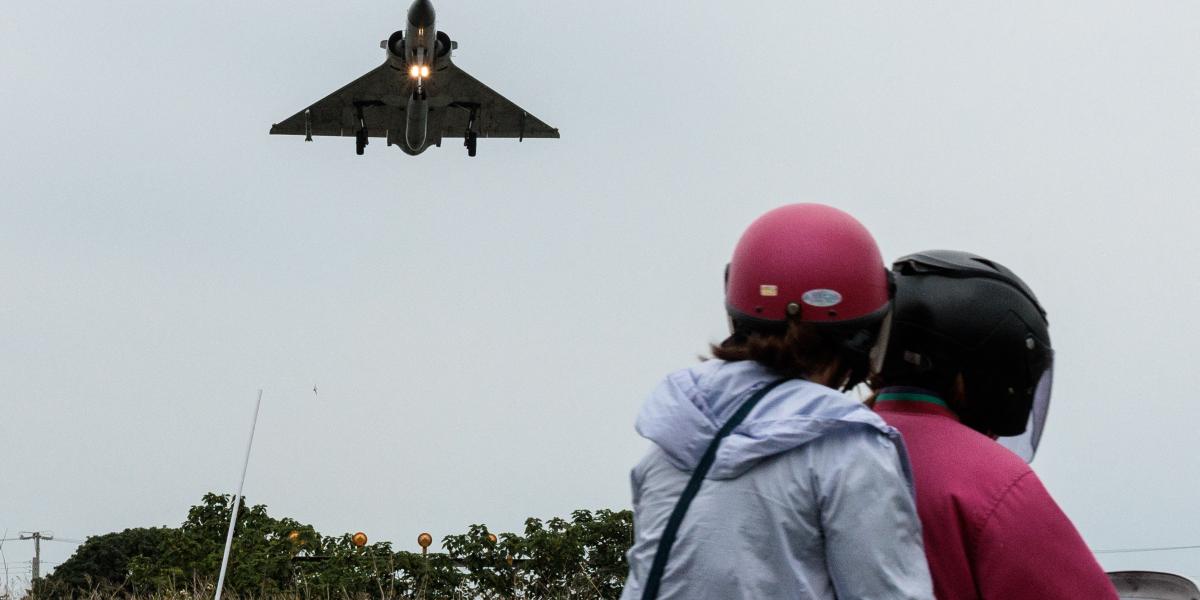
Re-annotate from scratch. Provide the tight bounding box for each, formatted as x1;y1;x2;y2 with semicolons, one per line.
711;318;845;381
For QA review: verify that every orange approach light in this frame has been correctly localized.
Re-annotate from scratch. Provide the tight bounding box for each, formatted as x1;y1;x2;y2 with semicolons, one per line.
288;530;300;542
352;532;368;547
417;532;433;549
487;533;497;544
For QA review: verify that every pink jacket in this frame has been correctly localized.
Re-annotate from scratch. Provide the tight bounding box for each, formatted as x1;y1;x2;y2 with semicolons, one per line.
875;397;1117;600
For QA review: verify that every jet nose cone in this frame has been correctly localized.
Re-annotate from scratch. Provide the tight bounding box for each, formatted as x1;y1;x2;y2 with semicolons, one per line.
408;0;436;27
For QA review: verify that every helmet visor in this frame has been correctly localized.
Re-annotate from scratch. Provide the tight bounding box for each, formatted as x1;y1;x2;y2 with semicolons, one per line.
998;358;1053;463
868;309;893;377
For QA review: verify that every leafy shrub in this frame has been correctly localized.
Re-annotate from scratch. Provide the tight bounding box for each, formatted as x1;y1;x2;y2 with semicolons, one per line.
33;494;632;599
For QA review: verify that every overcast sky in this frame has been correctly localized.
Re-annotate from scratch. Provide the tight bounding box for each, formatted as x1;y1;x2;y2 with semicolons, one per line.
3;0;1199;592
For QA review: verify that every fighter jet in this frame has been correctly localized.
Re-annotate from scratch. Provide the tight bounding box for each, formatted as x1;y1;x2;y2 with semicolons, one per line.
269;0;559;157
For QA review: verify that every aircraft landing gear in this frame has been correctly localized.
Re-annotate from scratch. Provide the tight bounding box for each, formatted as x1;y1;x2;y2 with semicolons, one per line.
354;104;368;156
356;129;368;155
465;131;478;157
464;106;479;157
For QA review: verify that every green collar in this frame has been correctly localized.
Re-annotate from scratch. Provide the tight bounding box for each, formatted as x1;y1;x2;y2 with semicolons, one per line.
875;391;949;408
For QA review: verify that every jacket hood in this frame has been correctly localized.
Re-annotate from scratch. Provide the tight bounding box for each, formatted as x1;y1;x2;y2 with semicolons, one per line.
636;359;900;479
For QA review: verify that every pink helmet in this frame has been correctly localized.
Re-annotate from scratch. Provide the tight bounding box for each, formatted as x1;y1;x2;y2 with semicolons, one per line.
726;203;890;330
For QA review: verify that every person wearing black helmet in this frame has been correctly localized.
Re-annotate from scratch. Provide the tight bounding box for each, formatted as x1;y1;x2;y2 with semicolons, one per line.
870;250;1117;599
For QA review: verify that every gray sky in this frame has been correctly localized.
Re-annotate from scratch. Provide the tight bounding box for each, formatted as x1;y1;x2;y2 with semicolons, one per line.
3;0;1199;590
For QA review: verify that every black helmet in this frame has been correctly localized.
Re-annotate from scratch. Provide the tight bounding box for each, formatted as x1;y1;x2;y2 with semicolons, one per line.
873;250;1054;460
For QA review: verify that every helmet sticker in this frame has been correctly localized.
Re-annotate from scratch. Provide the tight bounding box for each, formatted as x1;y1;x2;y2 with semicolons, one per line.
759;285;779;297
802;289;843;307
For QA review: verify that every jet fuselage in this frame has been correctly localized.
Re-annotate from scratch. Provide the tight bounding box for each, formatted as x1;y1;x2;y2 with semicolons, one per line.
405;0;437;68
379;0;446;154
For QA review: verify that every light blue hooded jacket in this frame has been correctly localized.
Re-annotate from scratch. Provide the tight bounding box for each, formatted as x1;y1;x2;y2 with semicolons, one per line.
621;360;933;600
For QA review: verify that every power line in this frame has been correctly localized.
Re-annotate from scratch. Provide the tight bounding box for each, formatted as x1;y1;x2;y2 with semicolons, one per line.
1;536;80;544
1094;544;1200;555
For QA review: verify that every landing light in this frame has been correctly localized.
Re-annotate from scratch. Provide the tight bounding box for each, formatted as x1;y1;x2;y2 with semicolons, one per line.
420;65;430;78
409;65;420;78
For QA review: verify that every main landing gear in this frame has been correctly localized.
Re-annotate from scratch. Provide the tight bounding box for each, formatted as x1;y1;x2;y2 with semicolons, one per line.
355;104;368;156
465;130;478;157
464;105;479;157
356;129;368;155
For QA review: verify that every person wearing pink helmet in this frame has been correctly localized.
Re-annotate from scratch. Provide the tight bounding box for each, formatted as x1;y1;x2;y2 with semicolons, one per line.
621;204;934;599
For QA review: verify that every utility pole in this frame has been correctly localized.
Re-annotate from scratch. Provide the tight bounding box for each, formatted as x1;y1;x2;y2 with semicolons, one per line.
18;532;52;581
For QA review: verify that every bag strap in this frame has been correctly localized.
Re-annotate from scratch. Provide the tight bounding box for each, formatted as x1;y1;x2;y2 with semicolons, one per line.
640;377;790;600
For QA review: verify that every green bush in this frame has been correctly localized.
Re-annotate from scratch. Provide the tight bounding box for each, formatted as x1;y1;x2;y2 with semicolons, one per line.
33;493;632;599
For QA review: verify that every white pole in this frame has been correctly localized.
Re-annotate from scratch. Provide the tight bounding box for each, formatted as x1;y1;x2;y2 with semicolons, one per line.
214;390;263;600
